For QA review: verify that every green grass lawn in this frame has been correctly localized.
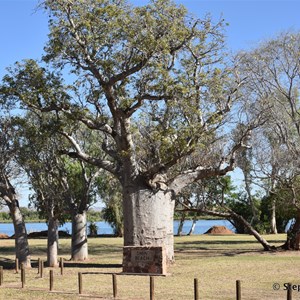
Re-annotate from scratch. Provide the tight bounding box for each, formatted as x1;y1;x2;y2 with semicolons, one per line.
0;234;299;299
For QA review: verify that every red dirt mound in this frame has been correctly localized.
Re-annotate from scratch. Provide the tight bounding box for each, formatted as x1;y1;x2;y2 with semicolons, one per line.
0;233;9;239
204;225;234;235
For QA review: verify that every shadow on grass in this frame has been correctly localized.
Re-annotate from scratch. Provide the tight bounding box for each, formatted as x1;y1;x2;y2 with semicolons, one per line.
0;257;122;270
174;237;285;257
176;238;285;246
64;262;122;268
174;247;270;258
0;246;16;254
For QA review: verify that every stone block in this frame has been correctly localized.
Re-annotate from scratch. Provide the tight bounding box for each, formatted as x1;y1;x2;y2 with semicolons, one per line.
122;246;167;275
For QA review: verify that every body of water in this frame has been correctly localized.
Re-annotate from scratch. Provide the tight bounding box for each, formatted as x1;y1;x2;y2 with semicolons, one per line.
0;219;234;237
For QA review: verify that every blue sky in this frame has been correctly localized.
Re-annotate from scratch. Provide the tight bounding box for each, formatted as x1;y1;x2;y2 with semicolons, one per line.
1;0;300;205
1;0;300;79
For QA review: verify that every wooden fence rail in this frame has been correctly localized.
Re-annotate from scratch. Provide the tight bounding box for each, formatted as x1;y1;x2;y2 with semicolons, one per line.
0;266;296;299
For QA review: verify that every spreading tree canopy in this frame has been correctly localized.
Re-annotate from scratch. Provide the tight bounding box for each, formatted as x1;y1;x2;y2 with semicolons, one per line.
1;0;253;262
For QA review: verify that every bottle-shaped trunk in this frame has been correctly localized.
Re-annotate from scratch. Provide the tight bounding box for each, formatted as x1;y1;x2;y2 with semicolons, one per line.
47;217;59;267
123;186;175;264
9;201;31;267
71;211;88;261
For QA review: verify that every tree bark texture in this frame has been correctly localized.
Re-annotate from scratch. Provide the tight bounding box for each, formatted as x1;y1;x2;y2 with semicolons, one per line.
9;201;31;267
123;187;175;263
270;199;278;234
47;217;59;267
229;209;275;251
177;212;186;236
187;215;197;236
0;172;31;267
71;211;88;261
281;209;300;250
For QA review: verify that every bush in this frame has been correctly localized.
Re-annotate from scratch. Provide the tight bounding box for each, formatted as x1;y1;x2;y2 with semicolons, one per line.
88;221;98;236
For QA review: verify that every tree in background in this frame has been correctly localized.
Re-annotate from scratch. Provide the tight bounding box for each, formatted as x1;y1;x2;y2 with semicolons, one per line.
98;173;123;237
176;175;274;250
14;115;68;266
237;31;300;248
14;113;101;262
63;156;100;260
0;118;31;267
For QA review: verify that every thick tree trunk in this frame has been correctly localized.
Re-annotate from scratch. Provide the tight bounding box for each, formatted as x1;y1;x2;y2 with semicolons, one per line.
281;209;300;250
123;186;175;263
8;201;31;267
71;211;88;261
47;217;59;267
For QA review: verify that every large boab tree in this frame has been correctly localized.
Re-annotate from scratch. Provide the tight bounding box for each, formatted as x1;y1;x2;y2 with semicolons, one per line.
0;0;250;262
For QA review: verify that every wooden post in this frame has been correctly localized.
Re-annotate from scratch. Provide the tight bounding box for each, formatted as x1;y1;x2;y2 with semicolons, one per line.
40;260;44;278
236;280;241;300
150;276;154;300
194;278;199;300
21;265;25;288
287;283;292;300
78;272;83;295
60;257;64;275
37;258;40;274
15;258;19;274
49;270;54;291
112;274;117;298
0;266;3;286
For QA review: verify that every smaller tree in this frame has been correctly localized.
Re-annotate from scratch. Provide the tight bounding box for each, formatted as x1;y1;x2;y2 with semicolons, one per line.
0;118;31;267
176;176;275;250
227;191;263;234
237;31;300;245
14;115;68;267
260;191;295;234
98;173;123;237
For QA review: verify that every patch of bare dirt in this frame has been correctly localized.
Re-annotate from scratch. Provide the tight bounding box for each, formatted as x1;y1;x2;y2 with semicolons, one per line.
204;225;234;235
0;233;9;239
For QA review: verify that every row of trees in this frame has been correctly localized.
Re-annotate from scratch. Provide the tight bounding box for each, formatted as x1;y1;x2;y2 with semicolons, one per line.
1;0;300;267
0;208;102;223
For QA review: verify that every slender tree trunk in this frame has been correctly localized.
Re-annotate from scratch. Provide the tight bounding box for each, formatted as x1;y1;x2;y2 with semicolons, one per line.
179;207;275;251
71;211;88;261
112;202;124;237
243;170;260;226
229;209;274;251
269;167;278;234
270;198;278;234
187;214;197;236
8;200;31;267
115;222;124;237
122;185;175;264
47;217;59;267
177;212;186;236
